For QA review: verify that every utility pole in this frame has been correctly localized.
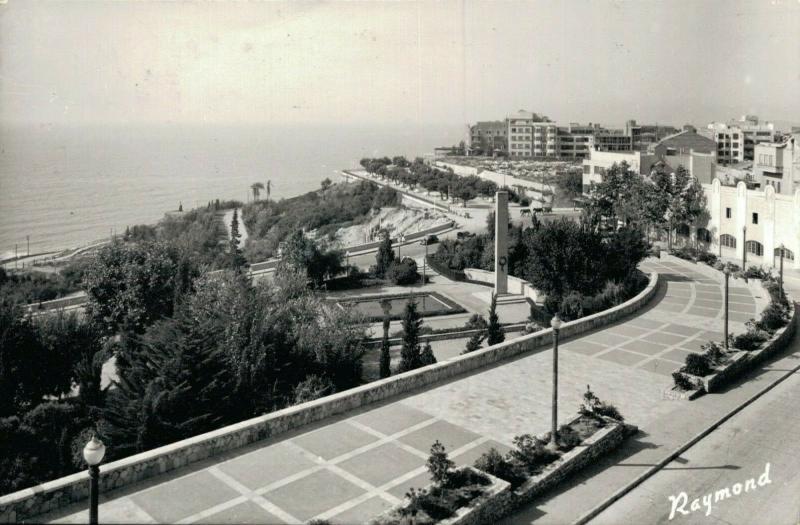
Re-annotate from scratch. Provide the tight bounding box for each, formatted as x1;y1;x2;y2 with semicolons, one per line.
26;235;30;256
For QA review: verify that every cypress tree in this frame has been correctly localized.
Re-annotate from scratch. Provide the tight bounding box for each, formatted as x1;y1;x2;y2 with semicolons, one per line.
398;298;422;372
379;315;391;378
487;293;504;346
375;230;395;278
228;209;247;271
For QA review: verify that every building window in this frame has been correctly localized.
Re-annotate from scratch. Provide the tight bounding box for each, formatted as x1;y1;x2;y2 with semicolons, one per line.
725;208;732;219
697;228;712;243
720;234;737;249
676;224;690;236
752;213;758;225
775;247;795;260
746;240;763;256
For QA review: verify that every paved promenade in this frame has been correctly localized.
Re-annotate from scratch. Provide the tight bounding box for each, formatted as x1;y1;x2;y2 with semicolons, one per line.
41;257;767;524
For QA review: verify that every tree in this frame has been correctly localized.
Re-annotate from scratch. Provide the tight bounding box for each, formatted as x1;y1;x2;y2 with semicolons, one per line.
462;331;485;354
427;440;455;486
386;257;419;285
281;230;343;287
398;298;423;373
0;301;49;416
266;180;272;199
251;182;265;201
82;241;188;335
103;302;236;456
419;343;436;366
228;209;247;271
379;300;391;379
454;185;477;207
375;230;395;278
561;169;583;197
320;178;333;191
487;293;505;346
521;219;606;303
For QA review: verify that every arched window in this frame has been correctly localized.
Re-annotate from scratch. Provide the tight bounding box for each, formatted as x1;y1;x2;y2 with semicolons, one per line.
746;240;763;256
676;224;690;236
720;234;737;248
775;247;795;261
697;228;712;243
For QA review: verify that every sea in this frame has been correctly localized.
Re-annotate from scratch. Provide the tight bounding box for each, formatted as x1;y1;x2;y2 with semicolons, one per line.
0;123;464;260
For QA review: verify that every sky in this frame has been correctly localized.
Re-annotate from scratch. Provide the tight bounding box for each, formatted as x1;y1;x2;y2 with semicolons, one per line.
1;0;799;129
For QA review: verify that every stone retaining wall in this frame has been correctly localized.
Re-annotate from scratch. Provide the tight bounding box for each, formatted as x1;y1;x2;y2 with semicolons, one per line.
1;272;659;523
671;281;797;395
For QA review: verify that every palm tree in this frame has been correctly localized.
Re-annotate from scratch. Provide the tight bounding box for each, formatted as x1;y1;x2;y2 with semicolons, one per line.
251;182;265;201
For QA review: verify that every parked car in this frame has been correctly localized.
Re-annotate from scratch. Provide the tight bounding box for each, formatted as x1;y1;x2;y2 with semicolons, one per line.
420;234;439;246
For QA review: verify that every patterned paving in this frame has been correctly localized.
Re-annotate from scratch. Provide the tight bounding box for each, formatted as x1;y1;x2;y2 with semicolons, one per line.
43;257;763;525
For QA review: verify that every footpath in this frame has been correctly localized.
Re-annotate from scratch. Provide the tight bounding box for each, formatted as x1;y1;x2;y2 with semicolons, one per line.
502;308;800;524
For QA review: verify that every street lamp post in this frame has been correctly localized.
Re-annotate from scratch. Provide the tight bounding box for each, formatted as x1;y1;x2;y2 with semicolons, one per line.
345;251;350;276
779;244;785;297
550;315;562;447
398;234;406;259
742;226;747;270
83;435;106;525
723;266;731;351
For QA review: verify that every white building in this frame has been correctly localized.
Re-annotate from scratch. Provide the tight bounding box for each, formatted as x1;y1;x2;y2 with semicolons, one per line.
752;134;800;195
704;179;799;269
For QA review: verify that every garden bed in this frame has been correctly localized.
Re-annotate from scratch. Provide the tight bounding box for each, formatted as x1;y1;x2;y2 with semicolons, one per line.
332;291;466;322
672;287;796;396
371;467;509;525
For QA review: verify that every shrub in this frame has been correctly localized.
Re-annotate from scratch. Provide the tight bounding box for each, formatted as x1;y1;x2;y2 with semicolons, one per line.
701;340;727;366
733;327;768;351
386;258;419;285
292;375;334;404
670;246;696;261
579;385;624;422
508;434;559;475
465;313;487;330
559;291;584;321
546;424;582;452
696;251;717;265
427;440;455;487
672;371;694;391
684;353;712;376
757;301;789;333
473;448;527;488
743;265;768;280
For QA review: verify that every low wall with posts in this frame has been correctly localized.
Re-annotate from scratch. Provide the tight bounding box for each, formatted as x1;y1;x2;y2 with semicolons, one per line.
1;272;659;523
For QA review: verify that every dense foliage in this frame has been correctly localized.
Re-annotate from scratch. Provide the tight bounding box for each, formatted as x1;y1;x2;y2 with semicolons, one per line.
582;162;707;244
241;180;400;261
0;303;105;494
360;156;522;206
0;259;90;305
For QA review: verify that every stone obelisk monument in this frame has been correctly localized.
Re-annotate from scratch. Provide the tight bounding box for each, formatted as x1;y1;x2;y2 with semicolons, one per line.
495;191;509;295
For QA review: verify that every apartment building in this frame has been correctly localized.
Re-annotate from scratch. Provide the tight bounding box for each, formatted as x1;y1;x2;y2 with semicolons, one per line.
468;121;507;155
581;126;718;192
704;115;776;165
506;111;597;159
753;134;800;195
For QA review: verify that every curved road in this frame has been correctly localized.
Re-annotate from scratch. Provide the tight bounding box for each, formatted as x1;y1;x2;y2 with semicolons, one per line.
41;256;766;524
